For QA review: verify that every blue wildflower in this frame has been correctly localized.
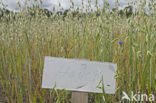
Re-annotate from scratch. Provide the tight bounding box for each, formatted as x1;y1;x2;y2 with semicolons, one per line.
119;41;123;45
132;30;136;34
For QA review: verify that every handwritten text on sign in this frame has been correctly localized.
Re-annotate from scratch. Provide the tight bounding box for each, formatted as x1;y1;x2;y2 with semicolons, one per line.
42;57;117;94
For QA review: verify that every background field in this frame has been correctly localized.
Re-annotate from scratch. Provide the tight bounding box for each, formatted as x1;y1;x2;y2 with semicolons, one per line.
0;0;156;103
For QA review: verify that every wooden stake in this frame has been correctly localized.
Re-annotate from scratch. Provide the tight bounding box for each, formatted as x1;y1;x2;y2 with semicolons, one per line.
71;92;88;103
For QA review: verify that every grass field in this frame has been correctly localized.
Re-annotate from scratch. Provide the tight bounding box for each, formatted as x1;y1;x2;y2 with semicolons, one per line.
0;0;156;103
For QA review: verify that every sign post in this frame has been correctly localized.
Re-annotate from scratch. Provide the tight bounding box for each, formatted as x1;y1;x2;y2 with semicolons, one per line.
42;56;117;103
71;92;88;103
71;59;89;103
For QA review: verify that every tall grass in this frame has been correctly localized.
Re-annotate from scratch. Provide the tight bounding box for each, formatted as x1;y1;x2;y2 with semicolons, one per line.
0;0;156;103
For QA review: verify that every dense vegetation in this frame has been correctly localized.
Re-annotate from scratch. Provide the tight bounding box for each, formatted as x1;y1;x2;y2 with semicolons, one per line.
0;0;156;103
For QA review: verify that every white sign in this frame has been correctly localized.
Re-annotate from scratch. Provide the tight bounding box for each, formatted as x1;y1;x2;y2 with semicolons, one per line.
42;56;117;94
